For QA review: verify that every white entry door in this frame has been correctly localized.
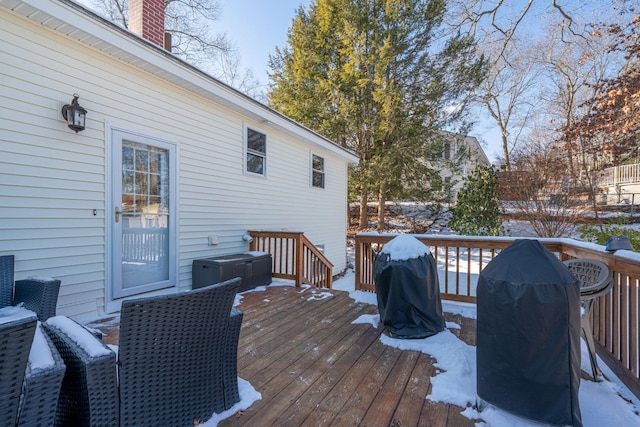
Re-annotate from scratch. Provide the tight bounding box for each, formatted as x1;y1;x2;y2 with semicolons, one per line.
110;129;177;299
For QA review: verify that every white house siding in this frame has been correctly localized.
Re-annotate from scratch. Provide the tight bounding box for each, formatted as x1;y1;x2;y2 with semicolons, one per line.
440;134;491;201
0;4;353;318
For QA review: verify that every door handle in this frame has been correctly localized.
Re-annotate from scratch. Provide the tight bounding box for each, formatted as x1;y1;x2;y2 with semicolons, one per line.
115;206;120;223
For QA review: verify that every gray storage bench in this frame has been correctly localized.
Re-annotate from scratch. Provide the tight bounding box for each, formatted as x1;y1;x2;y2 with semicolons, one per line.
192;252;272;292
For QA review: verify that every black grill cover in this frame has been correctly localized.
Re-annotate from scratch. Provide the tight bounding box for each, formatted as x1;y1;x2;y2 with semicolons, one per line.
373;236;445;339
477;239;582;426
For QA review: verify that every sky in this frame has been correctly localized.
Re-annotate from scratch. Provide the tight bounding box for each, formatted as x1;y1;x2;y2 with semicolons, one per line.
214;0;310;86
75;0;617;163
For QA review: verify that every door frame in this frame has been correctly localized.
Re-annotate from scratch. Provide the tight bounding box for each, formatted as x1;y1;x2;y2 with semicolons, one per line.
105;124;179;313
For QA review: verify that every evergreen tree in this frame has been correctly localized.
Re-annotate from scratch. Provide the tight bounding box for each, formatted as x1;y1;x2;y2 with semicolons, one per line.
449;165;503;236
268;0;486;229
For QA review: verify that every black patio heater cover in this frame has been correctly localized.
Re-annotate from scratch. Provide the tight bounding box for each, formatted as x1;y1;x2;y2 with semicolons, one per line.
477;239;582;427
373;234;445;339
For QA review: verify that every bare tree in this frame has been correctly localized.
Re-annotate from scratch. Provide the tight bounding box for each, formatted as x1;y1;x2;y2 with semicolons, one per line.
448;0;582;49
537;12;621;174
502;128;587;237
448;1;626;168
87;0;262;96
211;50;265;102
480;37;541;171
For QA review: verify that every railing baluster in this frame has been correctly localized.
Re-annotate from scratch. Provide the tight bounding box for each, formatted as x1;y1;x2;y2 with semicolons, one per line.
444;246;449;294
631;276;638;376
455;247;460;296
622;274;629;370
614;273;621;362
467;247;472;297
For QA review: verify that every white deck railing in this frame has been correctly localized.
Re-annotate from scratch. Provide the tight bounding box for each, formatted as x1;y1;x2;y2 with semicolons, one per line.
598;164;640;187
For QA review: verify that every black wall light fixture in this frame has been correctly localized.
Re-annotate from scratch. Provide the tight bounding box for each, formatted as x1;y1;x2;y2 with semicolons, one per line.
61;94;87;132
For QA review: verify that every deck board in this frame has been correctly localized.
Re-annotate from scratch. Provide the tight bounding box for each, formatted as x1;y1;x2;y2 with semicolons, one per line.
221;285;476;427
392;352;435;425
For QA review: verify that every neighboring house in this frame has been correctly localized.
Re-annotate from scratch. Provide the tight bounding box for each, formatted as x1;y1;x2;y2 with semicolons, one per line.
437;132;491;202
597;163;640;205
0;0;358;317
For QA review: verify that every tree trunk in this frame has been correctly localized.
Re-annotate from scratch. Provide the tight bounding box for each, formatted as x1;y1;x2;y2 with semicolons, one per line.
359;187;368;228
377;182;387;232
501;131;511;171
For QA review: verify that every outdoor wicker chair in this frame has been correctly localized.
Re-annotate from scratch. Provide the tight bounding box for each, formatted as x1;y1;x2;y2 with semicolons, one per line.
17;322;66;427
118;278;242;426
43;316;119;427
563;258;613;381
223;307;244;407
1;255;61;320
0;307;37;427
45;278;243;427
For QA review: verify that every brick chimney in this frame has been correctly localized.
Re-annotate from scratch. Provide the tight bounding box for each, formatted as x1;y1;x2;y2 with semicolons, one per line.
129;0;166;48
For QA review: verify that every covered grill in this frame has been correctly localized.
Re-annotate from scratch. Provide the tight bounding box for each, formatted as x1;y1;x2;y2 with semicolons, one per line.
476;239;582;426
373;234;444;339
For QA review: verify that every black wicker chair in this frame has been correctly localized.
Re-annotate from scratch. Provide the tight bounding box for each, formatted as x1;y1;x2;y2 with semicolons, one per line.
0;308;38;427
1;255;61;321
45;278;243;427
223;307;244;407
17;323;66;427
43;316;119;427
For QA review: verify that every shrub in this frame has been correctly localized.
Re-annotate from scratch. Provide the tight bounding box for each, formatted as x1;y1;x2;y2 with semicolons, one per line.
449;165;503;236
580;216;640;250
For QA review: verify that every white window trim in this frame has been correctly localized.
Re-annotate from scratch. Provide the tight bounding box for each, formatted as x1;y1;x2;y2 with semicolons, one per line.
311;152;325;189
244;124;268;177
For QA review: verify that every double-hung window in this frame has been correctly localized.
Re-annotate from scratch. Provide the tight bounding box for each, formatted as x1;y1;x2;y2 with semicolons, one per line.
246;127;266;175
312;154;325;189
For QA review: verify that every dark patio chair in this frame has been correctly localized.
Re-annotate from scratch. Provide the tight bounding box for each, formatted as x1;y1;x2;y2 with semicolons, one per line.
563;258;613;381
45;278;243;427
43;316;119;426
17;323;66;427
1;255;61;320
0;308;37;427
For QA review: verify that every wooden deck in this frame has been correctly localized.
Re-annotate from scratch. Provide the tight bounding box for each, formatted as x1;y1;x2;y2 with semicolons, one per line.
220;285;478;426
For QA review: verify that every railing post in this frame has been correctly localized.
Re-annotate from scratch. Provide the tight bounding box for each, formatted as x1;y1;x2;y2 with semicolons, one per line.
355;236;362;291
295;233;304;286
248;232;257;251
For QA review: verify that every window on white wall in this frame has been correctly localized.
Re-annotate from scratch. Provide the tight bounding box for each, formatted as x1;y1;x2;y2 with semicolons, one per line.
312;154;325;188
443;141;451;160
246;127;266;175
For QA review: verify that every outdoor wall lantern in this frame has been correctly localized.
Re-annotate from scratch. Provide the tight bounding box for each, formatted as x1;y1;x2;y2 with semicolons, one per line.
61;94;87;132
605;235;633;253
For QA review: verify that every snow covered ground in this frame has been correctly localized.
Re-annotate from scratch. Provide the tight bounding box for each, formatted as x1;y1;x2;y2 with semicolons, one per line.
206;264;640;427
208;210;640;425
333;266;640;427
217;275;639;426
